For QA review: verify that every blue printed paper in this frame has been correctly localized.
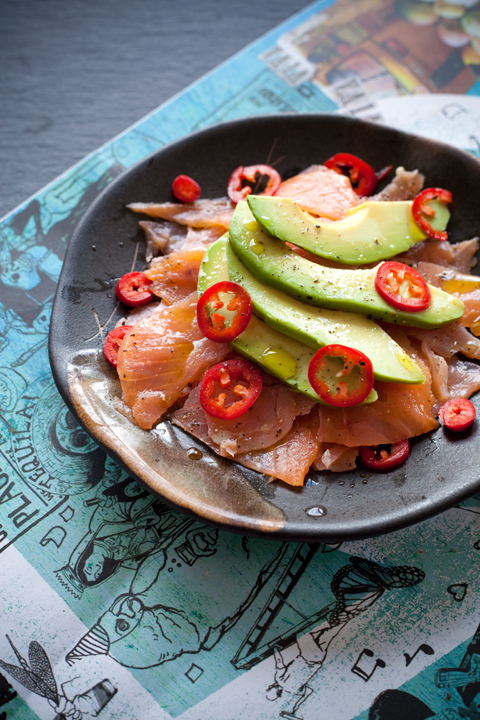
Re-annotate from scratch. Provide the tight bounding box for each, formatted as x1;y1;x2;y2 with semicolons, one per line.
1;1;480;719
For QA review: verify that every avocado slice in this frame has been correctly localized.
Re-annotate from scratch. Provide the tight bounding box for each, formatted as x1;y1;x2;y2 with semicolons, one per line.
229;202;464;329
246;195;450;265
197;239;378;405
218;237;424;384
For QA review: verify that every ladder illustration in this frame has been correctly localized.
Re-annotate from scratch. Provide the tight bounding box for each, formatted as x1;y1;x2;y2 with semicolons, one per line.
232;543;333;670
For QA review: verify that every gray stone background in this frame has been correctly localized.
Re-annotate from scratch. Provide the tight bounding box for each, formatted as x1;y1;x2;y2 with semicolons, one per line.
0;0;309;219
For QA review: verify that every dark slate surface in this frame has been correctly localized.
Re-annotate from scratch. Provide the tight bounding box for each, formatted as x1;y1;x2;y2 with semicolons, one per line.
0;0;309;219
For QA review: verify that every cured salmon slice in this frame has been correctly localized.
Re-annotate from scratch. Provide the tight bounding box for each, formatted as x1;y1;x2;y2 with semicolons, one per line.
140;221;225;260
374;167;424;202
172;383;319;486
409;259;480;335
418;342;449;402
446;357;480;399
139;220;187;259
274;165;360;220
405;322;480;362
203;375;315;457
313;444;359;473
419;351;480;404
237;412;321;486
172;374;315;456
117;292;228;429
144;248;205;305
129;198;234;231
317;379;439;447
316;316;480;449
458;290;480;334
316;331;439;447
399;238;479;273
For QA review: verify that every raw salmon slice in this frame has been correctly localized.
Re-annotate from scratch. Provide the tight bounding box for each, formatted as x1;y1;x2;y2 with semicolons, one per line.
317;379;439;447
313;444;359;473
172;374;315;456
374;167;424;202
316;331;439;447
144;248;205;305
410;259;480;335
117;292;228;429
399;238;479;273
172;381;318;486
129;197;234;230
140;221;224;260
237;411;320;486
405;321;480;362
275;165;360;220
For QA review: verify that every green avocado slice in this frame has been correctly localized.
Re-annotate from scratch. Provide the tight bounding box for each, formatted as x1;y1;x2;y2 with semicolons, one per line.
197;238;378;405
220;237;424;384
229;202;464;329
246;195;450;265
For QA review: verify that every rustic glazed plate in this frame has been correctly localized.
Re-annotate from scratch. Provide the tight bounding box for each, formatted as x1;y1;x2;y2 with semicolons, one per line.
49;114;480;542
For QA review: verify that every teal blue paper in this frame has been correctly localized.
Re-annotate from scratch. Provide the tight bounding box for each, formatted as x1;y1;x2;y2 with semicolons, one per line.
1;0;480;718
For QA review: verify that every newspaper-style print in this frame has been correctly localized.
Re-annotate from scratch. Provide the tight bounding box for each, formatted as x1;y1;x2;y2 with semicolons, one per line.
1;0;480;718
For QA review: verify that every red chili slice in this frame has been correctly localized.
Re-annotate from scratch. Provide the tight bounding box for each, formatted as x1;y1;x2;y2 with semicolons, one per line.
307;344;374;408
324;153;379;196
172;174;201;203
197;281;252;343
375;261;431;312
227;164;281;205
115;271;154;308
200;358;262;419
412;187;452;241
359;439;410;472
104;325;133;367
438;398;476;432
375;164;392;184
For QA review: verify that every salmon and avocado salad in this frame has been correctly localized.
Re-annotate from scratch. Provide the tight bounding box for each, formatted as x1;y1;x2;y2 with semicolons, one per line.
104;155;479;486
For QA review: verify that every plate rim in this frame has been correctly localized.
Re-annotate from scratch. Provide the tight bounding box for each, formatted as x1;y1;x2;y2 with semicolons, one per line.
49;112;480;542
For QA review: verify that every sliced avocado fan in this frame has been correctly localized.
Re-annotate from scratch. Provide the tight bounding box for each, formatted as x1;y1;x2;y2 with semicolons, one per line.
229;202;464;329
224;238;424;384
246;195;450;265
200;235;424;385
198;238;378;405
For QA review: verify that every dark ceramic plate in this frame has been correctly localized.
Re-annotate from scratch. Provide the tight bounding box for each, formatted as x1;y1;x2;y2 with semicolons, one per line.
49;114;480;542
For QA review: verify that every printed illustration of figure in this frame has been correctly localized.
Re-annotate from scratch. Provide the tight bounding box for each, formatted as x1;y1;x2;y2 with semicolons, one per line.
369;688;459;719
369;687;480;720
0;671;16;707
11;381;115;498
0;162;123;328
66;538;291;669
0;231;61;333
56;476;195;598
0;635;116;719
0;366;27;445
277;0;480;101
1;244;62;291
368;616;480;720
434;616;480;718
436;655;480;693
266;557;425;719
0;301;50;360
